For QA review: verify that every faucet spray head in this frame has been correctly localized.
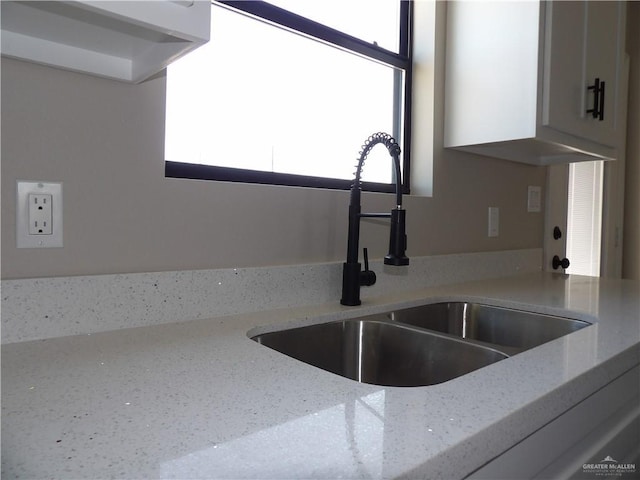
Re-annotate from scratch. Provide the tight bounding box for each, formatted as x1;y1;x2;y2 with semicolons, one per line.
384;208;409;266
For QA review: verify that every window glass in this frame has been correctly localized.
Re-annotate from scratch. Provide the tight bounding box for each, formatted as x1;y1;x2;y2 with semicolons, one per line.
566;161;604;276
165;2;404;184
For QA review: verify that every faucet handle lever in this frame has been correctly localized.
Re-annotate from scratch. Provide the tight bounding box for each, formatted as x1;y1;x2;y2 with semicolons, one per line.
360;248;376;287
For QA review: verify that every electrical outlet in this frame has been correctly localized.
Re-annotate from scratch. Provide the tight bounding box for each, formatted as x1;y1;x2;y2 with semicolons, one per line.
28;194;53;235
17;181;63;248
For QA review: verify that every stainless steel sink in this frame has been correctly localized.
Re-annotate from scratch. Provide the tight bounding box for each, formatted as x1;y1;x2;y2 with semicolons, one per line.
250;302;590;387
387;302;590;355
251;319;508;387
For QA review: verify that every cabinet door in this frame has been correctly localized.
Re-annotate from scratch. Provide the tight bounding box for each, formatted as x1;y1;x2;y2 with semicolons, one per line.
468;366;640;479
583;1;624;144
543;1;624;148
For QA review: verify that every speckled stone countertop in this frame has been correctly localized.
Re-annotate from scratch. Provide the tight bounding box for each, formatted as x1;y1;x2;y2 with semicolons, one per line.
2;272;639;479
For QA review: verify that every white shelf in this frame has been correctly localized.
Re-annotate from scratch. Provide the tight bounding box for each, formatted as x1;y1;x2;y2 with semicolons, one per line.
1;1;210;83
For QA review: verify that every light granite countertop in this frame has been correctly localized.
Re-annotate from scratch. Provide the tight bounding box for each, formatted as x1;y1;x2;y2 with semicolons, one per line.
2;272;639;479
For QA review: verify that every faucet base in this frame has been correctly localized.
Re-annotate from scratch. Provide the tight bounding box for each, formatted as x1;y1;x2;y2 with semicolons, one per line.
341;261;377;306
340;262;362;306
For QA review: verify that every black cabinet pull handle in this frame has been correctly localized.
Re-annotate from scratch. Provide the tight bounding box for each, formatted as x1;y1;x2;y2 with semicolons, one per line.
587;78;605;121
598;81;605;121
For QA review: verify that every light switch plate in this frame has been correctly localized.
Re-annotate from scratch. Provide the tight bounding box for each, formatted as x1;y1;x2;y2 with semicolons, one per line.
17;181;63;248
527;186;542;212
488;207;499;237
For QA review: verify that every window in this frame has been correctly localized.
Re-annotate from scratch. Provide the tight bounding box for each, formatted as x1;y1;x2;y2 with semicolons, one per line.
165;1;412;193
566;161;604;276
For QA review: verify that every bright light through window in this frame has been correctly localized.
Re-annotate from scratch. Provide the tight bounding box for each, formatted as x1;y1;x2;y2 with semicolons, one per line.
566;161;604;276
266;0;401;52
165;1;409;187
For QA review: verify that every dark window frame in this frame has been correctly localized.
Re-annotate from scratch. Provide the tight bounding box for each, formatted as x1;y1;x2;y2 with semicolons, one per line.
165;0;413;194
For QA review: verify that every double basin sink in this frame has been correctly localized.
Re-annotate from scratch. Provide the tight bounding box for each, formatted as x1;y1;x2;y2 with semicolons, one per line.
250;302;590;387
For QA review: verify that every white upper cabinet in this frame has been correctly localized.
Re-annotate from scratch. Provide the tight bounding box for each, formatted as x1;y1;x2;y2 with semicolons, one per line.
444;1;627;165
0;1;211;83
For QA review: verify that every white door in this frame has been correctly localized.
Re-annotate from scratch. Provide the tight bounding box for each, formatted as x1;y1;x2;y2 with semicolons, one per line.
545;161;625;277
544;165;569;273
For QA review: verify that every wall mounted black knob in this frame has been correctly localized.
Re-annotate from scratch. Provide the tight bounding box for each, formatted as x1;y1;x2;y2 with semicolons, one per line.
553;226;562;240
552;255;570;270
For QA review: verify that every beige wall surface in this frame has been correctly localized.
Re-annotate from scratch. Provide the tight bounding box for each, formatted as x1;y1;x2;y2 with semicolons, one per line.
1;54;547;280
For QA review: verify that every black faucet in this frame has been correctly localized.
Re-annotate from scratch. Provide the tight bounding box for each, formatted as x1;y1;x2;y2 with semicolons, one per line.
341;132;409;306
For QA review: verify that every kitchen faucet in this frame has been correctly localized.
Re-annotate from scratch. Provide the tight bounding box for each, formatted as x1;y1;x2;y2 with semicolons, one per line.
341;132;409;306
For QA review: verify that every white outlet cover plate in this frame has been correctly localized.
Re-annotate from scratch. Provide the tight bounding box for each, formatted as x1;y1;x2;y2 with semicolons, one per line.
527;186;542;213
488;207;499;237
16;181;63;248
